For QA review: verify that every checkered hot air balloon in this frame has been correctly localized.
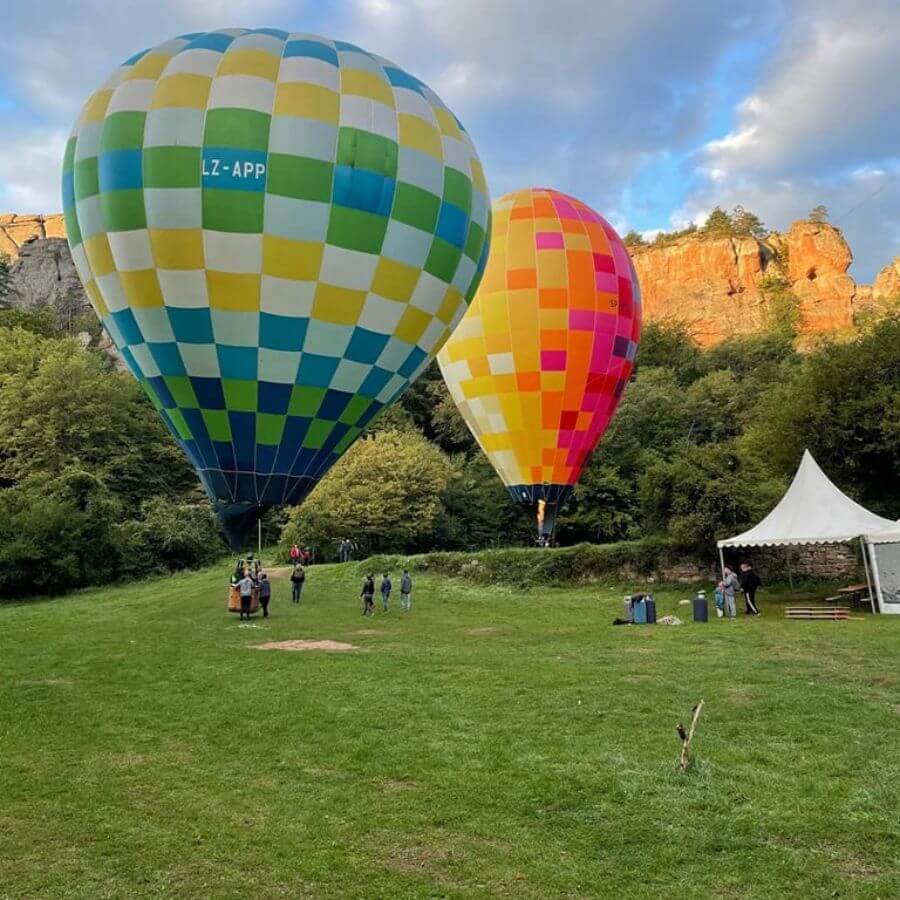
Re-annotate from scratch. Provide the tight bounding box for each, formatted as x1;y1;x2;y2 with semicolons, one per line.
437;188;642;542
62;29;490;549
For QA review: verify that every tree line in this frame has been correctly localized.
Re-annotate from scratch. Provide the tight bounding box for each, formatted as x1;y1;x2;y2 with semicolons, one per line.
1;301;897;598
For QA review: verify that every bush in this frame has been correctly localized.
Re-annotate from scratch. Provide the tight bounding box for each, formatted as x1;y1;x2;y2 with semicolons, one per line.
357;537;687;589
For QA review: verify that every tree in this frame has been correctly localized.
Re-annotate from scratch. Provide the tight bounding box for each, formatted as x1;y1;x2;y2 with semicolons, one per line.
0;328;197;505
0;251;10;302
731;205;767;239
807;205;829;224
703;207;733;234
635;322;704;385
623;230;647;248
282;428;454;557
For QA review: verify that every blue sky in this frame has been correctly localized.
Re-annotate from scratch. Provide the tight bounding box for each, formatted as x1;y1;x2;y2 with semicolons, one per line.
1;0;897;280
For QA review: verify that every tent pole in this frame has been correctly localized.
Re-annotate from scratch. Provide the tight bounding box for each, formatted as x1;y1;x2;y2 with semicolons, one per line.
861;536;876;614
718;546;726;581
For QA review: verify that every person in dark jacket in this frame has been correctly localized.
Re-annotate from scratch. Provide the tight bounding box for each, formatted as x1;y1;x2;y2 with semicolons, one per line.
400;570;412;611
739;562;761;615
258;573;272;618
290;563;306;604
380;573;392;612
361;574;375;615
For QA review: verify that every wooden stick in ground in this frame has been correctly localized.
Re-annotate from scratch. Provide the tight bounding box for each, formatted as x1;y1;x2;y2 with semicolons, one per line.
676;700;704;772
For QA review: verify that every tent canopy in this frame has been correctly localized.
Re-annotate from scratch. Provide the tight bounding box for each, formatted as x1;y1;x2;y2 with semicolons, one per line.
866;520;900;544
718;450;894;548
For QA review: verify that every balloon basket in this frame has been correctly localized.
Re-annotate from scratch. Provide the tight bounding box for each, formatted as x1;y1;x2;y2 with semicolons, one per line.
228;585;261;614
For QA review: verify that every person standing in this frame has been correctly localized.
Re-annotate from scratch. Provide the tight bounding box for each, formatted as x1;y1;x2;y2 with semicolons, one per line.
258;573;272;619
238;571;255;621
400;569;412;611
361;574;375;616
739;562;761;615
380;572;392;612
722;565;739;619
290;563;306;604
289;543;300;566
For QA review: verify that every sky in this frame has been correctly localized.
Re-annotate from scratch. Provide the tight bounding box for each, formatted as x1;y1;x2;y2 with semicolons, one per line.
1;0;897;281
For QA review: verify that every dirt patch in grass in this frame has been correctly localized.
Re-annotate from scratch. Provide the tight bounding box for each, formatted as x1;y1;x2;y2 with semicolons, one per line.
253;640;358;652
467;627;496;635
383;845;453;880
352;629;385;635
381;778;420;792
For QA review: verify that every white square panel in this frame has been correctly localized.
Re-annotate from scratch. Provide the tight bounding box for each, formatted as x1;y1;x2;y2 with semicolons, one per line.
330;359;370;393
357;293;405;335
208;75;276;112
108;229;154;271
260;276;315;316
410;271;446;315
318;245;379;291
129;343;161;377
179;343;220;377
132;307;175;343
258;348;301;384
157;269;209;308
211;309;259;346
204;231;262;274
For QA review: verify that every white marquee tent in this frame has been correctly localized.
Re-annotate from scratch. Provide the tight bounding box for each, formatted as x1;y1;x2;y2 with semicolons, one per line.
717;450;895;611
864;520;900;615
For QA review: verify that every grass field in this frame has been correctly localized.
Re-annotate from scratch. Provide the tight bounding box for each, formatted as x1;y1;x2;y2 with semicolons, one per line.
1;563;898;898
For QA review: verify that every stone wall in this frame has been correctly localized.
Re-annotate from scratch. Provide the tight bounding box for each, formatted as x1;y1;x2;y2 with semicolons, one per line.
720;542;862;583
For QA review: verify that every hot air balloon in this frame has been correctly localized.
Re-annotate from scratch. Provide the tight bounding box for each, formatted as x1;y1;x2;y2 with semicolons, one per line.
437;188;641;542
61;29;490;549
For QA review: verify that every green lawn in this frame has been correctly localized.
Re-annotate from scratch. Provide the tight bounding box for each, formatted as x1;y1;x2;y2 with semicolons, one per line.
1;564;897;898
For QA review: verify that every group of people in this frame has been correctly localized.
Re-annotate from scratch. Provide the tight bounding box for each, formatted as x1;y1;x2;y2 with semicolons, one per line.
231;556;272;621
716;562;761;617
289;544;313;566
360;570;413;615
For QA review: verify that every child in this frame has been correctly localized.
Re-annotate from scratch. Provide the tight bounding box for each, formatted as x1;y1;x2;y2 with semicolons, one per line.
258;573;271;619
714;581;725;618
380;572;392;612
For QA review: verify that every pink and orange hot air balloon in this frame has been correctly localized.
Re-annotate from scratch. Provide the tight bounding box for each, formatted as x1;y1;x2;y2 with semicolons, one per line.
437;188;642;541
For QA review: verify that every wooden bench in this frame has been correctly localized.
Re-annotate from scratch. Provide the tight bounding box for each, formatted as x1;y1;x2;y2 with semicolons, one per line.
785;606;850;620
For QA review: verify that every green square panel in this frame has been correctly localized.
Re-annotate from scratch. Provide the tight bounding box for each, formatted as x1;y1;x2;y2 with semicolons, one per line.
334;425;362;454
100;189;147;231
100;111;147;152
289;385;325;417
141;380;164;411
464;221;486;263
392;183;440;233
167;407;192;440
223;378;258;412
338;395;371;426
326;207;387;254
204;109;270;153
424;236;462;282
66;211;82;247
144;146;201;189
256;412;286;445
443;168;472;214
337;128;398;176
62;137;77;172
202;409;232;441
163;375;199;408
74;158;100;200
203;189;264;233
267;154;333;202
302;418;333;449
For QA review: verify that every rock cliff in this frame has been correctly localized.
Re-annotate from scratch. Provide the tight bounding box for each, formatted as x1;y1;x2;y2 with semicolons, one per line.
629;220;880;345
1;213;897;348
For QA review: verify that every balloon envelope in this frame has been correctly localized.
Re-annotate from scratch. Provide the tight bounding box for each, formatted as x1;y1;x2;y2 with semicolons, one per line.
62;29;490;548
437;188;641;538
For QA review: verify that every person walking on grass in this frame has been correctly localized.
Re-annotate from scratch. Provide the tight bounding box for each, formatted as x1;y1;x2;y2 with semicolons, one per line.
722;565;739;619
380;572;392;613
290;563;306;604
289;543;300;566
258;573;272;619
400;569;412;611
361;574;375;616
238;572;254;621
740;562;761;616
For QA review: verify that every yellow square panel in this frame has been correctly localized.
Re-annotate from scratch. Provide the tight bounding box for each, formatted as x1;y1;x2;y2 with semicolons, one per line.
125;53;172;81
341;69;394;107
398;114;442;160
150;229;204;270
83;90;113;124
312;283;366;325
436;285;464;325
262;236;323;281
216;49;280;81
536;251;568;288
274;83;339;123
395;305;431;344
84;233;116;278
85;280;109;317
433;107;462;139
207;271;260;311
119;269;164;308
151;75;211;109
372;257;420;302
